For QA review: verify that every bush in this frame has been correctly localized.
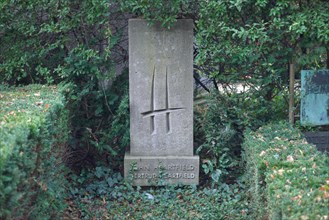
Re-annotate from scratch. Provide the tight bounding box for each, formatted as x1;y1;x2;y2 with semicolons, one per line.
243;121;329;219
195;89;288;184
61;70;129;171
0;85;69;219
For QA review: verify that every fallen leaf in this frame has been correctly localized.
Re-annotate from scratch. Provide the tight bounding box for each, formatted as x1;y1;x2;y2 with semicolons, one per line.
259;151;266;156
300;215;309;220
291;195;302;201
324;191;329;199
287;155;294;162
278;169;284;175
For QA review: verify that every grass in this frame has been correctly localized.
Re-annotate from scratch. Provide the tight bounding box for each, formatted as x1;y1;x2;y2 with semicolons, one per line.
0;84;60;119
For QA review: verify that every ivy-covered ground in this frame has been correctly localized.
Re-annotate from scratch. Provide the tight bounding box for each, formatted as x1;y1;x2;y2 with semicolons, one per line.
64;168;250;220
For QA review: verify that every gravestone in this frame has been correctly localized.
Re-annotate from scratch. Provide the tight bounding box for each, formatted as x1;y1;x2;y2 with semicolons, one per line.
124;19;199;185
301;69;329;126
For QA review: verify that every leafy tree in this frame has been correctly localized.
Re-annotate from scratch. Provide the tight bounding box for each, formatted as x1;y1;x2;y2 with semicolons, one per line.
195;0;328;181
0;0;123;84
196;0;329;92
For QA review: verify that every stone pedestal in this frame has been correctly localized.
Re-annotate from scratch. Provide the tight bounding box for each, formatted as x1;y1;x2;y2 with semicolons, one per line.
124;19;199;185
124;153;199;185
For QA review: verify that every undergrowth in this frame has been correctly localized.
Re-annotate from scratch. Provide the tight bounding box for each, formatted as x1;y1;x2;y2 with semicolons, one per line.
66;166;250;220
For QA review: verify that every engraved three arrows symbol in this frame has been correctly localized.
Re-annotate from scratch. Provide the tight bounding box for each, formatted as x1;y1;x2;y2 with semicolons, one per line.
141;66;184;134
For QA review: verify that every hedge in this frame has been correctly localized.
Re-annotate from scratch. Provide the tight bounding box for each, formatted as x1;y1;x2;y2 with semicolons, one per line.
243;121;329;220
0;85;69;219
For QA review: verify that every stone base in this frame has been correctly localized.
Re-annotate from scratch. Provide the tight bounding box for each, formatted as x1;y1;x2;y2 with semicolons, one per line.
124;152;199;186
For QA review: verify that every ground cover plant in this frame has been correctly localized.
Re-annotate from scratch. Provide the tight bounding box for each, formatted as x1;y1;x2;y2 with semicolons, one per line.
1;0;329;219
0;85;69;219
64;165;250;219
243;121;329;219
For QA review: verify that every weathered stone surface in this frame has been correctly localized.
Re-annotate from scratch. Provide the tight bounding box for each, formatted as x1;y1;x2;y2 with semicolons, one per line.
124;19;199;186
124;152;199;185
128;19;194;156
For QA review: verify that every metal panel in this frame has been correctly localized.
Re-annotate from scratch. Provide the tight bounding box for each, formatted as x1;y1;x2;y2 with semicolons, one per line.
300;69;329;126
304;131;329;153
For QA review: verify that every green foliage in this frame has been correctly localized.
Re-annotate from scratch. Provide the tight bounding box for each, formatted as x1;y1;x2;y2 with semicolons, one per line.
194;1;329;142
196;0;329;82
243;121;329;219
195;89;288;184
0;0;129;171
120;0;198;28
195;97;239;184
0;85;69;219
105;183;249;219
0;0;115;84
61;69;129;170
107;92;130;158
67;166;250;219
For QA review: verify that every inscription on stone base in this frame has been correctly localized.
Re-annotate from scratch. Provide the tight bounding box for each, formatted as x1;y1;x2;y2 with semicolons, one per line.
124;152;199;186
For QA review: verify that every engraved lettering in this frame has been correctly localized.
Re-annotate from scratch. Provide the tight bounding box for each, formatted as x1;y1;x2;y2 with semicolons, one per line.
132;172;197;179
139;165;151;171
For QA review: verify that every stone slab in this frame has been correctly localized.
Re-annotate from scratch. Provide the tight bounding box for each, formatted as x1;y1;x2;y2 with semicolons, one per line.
301;69;329;126
128;19;194;156
124;152;199;186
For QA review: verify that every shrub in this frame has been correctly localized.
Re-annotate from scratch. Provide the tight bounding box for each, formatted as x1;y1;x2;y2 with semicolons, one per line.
0;85;69;219
61;70;129;171
195;89;288;184
243;121;329;219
